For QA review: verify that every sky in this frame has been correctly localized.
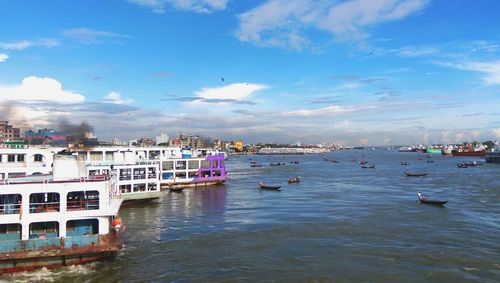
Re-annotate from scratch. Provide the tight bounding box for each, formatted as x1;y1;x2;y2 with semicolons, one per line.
1;0;500;146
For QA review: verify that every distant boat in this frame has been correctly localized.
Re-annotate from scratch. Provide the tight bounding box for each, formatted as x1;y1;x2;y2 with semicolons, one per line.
290;161;300;164
457;162;468;168
259;181;281;190
405;172;428;177
170;187;184;193
361;164;375;168
270;162;285;166
358;160;368;165
401;161;410;166
251;164;263;168
418;192;447;206
288;176;300;183
426;160;434;163
426;148;442;154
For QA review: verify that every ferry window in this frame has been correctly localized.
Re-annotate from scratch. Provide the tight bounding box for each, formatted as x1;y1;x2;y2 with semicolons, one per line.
188;160;199;170
212;160;219;168
162;161;174;170
147;167;156;178
120;168;132;180
213;170;222;177
0;224;21;240
120;184;132;194
17;154;25;162
176;161;186;170
133;168;146;179
105;151;114;161
33;154;44;162
149;151;160;160
147;183;157;191
29;222;59;239
89;170;100;176
200;170;211;178
29;192;60;213
133;183;146;192
67;191;99;211
90;151;102;161
0;155;2;162
66;219;98;236
175;172;187;179
7;155;15;162
200;160;210;168
0;194;22;215
188;171;198;178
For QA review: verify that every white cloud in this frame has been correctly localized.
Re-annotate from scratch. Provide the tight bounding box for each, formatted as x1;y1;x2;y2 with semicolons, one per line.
128;0;228;13
282;105;354;117
439;60;500;86
0;39;59;50
396;46;438;57
0;76;85;104
0;53;8;62
195;83;268;100
62;28;130;44
237;0;429;50
102;91;134;104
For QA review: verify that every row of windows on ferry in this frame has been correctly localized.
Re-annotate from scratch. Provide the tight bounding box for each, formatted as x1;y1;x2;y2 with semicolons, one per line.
0;154;44;163
0;191;99;215
0;219;100;241
161;159;223;171
76;150;176;161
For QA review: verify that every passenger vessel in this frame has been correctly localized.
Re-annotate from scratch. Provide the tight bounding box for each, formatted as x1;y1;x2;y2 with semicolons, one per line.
0;155;124;273
485;143;500;163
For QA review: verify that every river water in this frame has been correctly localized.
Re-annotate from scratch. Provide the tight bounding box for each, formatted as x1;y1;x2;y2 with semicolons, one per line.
4;149;500;282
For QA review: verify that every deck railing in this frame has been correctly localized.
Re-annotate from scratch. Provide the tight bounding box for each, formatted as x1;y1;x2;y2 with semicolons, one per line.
29;202;60;213
66;199;99;211
0;203;21;214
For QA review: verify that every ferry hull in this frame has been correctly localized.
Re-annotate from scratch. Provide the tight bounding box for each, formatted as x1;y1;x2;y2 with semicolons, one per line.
0;237;123;274
0;250;116;274
451;150;486;157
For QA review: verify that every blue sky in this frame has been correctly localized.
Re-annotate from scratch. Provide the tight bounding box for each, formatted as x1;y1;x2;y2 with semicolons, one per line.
1;0;500;145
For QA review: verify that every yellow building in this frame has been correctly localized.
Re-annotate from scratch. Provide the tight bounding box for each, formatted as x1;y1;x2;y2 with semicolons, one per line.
232;141;245;151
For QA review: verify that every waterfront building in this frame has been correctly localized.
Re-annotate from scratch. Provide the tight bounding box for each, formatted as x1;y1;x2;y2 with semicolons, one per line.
25;129;68;146
155;133;169;145
0;121;21;142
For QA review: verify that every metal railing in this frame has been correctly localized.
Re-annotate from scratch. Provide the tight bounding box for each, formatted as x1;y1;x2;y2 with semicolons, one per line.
66;200;99;211
0;203;21;214
29;202;60;213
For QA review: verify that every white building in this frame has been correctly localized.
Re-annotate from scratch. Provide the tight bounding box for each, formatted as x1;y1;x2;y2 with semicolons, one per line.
156;133;169;145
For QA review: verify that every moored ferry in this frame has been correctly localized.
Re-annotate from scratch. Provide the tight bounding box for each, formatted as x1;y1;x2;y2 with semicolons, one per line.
0;155;124;273
451;144;487;157
71;147;227;198
485;143;500;163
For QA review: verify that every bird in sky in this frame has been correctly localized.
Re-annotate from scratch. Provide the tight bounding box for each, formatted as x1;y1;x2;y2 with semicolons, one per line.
221;76;224;82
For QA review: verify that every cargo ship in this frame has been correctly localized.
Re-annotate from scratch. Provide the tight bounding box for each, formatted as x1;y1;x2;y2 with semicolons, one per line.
451;144;487;157
0;155;124;273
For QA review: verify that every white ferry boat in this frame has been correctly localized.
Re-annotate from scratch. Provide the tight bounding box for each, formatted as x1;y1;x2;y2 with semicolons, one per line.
0;155;124;273
70;146;227;198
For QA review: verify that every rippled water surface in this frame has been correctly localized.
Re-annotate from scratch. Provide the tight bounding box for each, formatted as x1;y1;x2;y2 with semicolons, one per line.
3;150;500;282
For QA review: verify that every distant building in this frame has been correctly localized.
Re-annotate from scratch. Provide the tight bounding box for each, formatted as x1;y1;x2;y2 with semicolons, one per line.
0;121;21;142
231;141;245;152
156;133;169;145
25;128;68;146
134;137;155;147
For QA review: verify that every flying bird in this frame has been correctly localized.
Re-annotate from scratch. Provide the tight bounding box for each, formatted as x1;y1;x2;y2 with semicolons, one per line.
368;50;374;56
221;76;224;82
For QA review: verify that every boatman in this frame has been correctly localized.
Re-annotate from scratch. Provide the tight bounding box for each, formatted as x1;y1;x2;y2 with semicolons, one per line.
417;192;423;201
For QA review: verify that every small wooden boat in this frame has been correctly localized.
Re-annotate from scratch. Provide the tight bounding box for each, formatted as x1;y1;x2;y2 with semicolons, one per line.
457;162;468;168
288;176;300;183
418;192;447;206
401;162;410;166
290;161;300;164
251;164;262;168
259;181;281;190
405;172;428;177
270;162;285;166
169;187;184;193
426;160;434;163
361;164;375;168
330;159;339;163
358;160;367;165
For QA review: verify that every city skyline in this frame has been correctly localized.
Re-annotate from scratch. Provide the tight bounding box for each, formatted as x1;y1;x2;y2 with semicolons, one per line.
1;1;500;145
